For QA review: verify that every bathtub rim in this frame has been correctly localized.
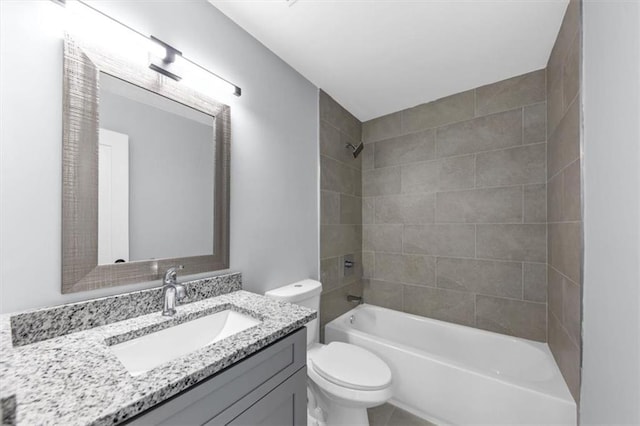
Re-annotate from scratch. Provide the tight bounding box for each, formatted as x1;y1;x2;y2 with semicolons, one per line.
325;303;575;405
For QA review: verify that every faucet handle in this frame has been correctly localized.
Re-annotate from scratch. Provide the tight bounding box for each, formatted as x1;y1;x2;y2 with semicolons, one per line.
175;284;188;301
163;265;184;284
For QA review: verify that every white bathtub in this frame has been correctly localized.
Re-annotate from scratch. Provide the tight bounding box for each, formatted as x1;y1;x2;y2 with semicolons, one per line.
325;304;576;425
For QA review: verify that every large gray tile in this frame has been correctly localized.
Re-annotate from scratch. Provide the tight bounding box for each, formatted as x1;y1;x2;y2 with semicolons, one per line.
548;97;580;178
401;155;475;194
321;155;359;195
320;257;340;293
476;143;546;187
320;280;363;339
548;311;581;402
436;109;522;158
363;111;402;143
549;222;582;283
375;193;435;224
524;102;547;144
361;142;374;170
563;277;581;346
546;71;564;137
354;173;362;197
524;184;547;223
403;224;475;257
363;224;403;253
547;172;563;222
362;197;375;224
321;190;340;225
403;285;475;326
403;90;475;134
364;280;403;311
386;406;438;426
524;262;547;303
437;257;523;298
476;295;546;341
476;69;546;116
435;187;522;223
362;251;374;279
563;32;580;111
547;0;581;101
374;130;436;168
548;265;564;321
321;224;362;258
320;90;361;142
340;194;362;225
563;159;581;221
476;224;546;262
363;166;402;196
367;403;395;426
341;252;363;287
320;120;362;169
375;253;435;286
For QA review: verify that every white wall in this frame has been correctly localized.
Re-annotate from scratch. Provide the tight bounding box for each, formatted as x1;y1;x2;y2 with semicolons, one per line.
581;1;640;423
100;88;215;261
0;0;320;313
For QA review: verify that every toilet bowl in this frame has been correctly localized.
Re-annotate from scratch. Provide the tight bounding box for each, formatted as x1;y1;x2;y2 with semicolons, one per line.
265;280;393;426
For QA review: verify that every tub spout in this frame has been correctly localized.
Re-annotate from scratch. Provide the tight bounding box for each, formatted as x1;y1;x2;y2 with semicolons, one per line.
347;294;363;304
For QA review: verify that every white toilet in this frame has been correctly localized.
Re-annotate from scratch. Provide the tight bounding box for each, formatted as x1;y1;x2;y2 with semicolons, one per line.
265;279;392;426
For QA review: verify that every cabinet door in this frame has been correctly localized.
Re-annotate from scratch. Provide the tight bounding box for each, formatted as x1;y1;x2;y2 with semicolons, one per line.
126;329;306;426
213;368;306;426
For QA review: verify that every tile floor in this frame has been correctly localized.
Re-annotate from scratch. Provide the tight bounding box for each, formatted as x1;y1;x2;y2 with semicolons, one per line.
368;403;437;426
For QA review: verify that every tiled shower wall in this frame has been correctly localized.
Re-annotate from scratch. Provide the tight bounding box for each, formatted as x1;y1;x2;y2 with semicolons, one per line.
361;70;548;341
546;0;583;402
319;90;363;339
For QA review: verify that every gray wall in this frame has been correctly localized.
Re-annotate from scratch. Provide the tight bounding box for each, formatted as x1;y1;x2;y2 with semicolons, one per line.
319;91;363;339
361;70;548;341
0;0;319;313
545;0;583;403
100;90;214;261
581;0;640;423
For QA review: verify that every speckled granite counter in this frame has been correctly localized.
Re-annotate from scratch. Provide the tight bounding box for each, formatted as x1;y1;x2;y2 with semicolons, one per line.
0;287;315;425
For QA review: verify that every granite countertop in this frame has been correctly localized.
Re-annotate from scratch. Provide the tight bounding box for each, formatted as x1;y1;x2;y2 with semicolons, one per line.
0;289;316;425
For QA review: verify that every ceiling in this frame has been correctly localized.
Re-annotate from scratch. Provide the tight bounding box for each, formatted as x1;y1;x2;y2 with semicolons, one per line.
209;0;568;122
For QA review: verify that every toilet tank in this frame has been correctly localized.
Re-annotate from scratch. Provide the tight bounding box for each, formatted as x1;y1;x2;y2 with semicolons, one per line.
265;279;322;346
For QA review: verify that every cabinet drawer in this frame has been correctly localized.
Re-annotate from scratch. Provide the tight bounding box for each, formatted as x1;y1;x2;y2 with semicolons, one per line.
126;328;306;425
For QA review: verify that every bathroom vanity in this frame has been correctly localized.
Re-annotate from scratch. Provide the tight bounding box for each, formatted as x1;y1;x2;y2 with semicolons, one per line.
0;273;315;425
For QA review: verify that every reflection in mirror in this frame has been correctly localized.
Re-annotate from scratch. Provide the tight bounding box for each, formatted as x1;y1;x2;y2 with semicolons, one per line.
98;72;215;265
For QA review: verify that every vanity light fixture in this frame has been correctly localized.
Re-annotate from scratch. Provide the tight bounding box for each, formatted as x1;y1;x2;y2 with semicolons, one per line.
55;0;242;97
148;36;184;82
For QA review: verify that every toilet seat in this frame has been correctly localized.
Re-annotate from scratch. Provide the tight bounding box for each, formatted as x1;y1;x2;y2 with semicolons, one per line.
309;342;392;391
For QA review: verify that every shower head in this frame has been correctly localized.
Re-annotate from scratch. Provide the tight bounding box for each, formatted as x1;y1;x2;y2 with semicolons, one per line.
345;142;364;159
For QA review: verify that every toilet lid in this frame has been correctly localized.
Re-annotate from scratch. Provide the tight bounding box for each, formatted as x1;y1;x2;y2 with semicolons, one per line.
310;342;392;391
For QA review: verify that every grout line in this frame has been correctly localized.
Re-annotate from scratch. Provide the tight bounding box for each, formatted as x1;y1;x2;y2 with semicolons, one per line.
474;88;478;117
320;152;362;173
473;154;477;188
547;156;581;184
474;224;477;258
363;250;547;265
366;141;547;173
522;106;525;145
522;184;526;224
522;262;526;300
364;101;549;144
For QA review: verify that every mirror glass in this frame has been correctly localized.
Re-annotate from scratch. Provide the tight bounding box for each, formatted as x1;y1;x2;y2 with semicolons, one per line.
97;72;215;265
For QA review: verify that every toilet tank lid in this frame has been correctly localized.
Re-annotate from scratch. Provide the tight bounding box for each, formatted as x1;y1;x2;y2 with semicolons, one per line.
264;279;322;302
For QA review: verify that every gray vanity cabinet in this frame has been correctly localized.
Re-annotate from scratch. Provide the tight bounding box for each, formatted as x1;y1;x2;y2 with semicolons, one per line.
126;328;307;426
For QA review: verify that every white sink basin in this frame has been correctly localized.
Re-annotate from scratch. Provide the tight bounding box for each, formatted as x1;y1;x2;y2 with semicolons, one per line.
110;309;261;376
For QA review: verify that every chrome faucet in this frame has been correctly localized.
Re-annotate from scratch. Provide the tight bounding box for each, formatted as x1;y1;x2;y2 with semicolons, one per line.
161;265;187;316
